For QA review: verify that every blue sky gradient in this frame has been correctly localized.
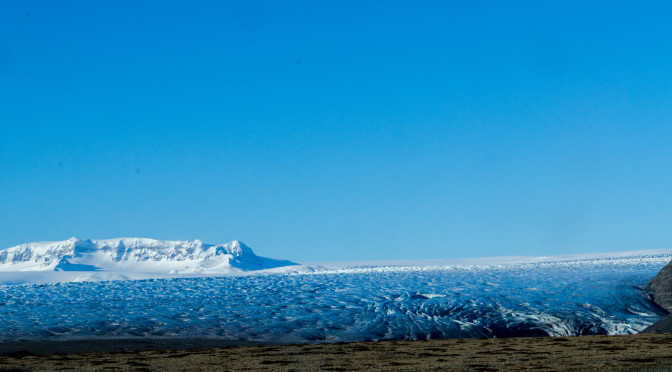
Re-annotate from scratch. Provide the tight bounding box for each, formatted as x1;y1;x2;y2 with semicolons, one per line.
1;1;672;261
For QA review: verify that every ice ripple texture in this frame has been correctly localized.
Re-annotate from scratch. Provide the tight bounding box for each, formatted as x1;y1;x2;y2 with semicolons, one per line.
0;256;668;343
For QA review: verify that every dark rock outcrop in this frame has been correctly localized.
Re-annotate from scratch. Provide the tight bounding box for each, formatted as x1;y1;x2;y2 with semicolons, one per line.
641;314;672;334
646;260;672;312
642;260;672;333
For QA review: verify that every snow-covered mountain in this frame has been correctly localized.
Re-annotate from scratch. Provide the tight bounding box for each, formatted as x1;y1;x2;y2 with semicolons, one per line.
0;237;297;274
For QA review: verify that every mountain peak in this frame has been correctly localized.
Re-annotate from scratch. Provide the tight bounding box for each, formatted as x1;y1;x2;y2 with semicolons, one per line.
0;238;296;274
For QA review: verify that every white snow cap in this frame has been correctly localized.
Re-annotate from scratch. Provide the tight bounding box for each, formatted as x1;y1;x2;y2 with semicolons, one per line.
0;237;296;274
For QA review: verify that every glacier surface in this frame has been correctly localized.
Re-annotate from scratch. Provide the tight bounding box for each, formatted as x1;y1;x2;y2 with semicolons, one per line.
0;249;669;343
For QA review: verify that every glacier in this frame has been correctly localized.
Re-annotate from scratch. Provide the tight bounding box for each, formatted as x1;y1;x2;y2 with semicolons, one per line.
0;240;669;344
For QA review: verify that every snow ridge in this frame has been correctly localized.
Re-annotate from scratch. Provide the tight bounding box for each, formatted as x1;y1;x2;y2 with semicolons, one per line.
0;237;296;274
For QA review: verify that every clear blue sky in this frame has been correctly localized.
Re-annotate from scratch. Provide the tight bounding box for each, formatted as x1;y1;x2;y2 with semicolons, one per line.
1;1;672;261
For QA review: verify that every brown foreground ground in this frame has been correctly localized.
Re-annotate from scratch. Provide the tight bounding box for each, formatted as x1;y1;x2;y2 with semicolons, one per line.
2;334;672;371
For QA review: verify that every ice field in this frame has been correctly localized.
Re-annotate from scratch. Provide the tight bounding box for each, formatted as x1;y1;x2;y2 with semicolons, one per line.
0;251;669;343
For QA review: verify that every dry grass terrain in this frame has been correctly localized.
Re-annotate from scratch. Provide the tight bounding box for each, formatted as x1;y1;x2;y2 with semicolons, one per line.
2;334;672;371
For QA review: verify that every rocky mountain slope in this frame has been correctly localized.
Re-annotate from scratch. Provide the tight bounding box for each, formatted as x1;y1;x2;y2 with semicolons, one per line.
642;260;672;333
